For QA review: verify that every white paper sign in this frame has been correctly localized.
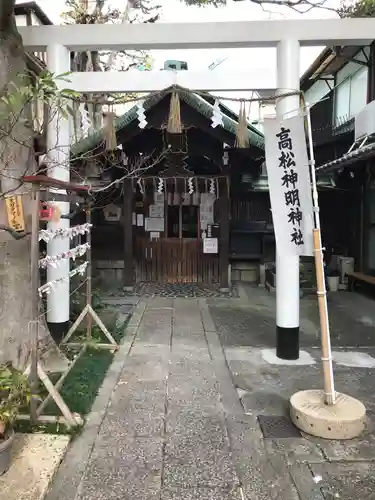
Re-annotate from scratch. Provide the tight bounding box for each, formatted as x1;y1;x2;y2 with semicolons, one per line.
145;217;164;232
154;193;164;205
201;193;215;205
150;231;160;240
136;214;144;227
149;204;164;218
200;196;214;230
203;237;218;254
264;114;314;256
103;203;121;222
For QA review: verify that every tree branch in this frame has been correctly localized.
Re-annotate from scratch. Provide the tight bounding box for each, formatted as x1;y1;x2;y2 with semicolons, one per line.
0;225;30;240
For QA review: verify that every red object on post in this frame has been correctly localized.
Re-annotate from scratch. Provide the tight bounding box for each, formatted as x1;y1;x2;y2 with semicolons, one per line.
39;202;54;221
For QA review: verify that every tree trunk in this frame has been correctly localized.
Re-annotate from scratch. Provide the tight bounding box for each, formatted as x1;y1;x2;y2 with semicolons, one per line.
0;0;68;371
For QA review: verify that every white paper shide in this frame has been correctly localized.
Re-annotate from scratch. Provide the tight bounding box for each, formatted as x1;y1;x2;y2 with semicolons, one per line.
264;114;314;256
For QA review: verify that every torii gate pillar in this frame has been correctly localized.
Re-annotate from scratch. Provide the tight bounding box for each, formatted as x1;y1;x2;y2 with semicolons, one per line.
46;44;71;340
275;38;301;360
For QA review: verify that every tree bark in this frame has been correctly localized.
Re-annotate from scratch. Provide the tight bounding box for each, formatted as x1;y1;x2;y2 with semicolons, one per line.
0;0;68;371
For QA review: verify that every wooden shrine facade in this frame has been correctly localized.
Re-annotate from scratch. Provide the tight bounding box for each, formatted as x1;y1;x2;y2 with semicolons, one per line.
72;87;265;289
128;174;229;286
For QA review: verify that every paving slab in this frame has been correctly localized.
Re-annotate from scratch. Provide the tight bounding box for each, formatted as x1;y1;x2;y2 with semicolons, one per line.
161;487;243;500
76;436;163;500
210;291;375;348
163;446;238;489
310;462;375;500
0;434;70;500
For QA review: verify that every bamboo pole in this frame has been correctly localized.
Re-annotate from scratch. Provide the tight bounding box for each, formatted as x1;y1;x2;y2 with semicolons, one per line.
305;105;336;405
37;363;78;427
37;345;86;416
29;184;41;424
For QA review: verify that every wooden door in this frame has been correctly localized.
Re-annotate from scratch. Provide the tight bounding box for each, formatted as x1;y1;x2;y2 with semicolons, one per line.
135;238;219;284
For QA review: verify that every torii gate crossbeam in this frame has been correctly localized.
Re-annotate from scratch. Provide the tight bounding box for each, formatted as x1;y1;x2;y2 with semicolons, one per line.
19;18;375;51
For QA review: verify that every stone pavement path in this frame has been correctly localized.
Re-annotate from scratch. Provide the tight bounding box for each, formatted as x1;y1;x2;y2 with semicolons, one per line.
208;286;375;500
47;297;307;500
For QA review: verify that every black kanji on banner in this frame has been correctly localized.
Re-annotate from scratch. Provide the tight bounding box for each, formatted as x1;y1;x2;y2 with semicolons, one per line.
276;127;304;247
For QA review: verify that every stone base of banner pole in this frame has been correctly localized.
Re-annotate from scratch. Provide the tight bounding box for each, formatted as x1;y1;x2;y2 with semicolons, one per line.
290;390;366;440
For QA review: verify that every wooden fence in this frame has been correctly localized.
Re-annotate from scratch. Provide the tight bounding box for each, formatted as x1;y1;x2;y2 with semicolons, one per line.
135;238;219;283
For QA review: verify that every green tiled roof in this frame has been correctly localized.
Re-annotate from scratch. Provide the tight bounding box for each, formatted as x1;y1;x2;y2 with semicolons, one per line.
71;86;265;156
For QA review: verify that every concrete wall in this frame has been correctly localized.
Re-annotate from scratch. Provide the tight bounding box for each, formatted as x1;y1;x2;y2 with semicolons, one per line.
230;261;259;283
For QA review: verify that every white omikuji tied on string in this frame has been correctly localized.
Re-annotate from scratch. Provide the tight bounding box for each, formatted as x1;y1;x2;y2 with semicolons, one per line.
211;99;224;128
136;101;147;129
39;223;93;243
188;177;194;194
38;243;90;269
157;177;164;194
38;262;88;297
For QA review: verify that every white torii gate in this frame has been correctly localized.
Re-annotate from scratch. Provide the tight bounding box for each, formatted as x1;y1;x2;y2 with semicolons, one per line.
20;18;375;357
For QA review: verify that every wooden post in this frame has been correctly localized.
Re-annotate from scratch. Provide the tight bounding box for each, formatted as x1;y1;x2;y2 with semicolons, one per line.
218;177;230;291
123;178;133;290
86;206;92;340
30;184;41;425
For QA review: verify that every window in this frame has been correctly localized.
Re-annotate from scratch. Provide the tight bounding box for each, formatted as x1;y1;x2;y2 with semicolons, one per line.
350;67;368;116
334;66;368;127
167;206;180;238
305;79;332;107
334;80;350;126
181;206;198;238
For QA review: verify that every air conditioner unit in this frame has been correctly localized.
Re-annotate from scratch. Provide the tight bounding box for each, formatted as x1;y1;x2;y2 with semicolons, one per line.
355;99;375;140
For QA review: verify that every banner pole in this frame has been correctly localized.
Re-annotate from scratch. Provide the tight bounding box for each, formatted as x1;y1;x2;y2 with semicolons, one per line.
305;104;336;405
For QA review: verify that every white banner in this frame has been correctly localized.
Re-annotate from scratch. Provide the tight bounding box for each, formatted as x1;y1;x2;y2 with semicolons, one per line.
264;114;314;256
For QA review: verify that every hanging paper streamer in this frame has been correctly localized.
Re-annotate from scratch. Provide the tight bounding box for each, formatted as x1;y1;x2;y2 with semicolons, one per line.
137;178;145;195
167;92;182;134
38;262;88;297
136;101;147;129
211;99;223;128
38;243;90;269
188;177;194;194
157;177;164;194
209;178;216;197
39;223;92;243
80;103;92;136
235;102;249;148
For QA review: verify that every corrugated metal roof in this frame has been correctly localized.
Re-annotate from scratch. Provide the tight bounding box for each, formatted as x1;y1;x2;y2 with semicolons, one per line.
316;141;375;173
71;86;264;156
